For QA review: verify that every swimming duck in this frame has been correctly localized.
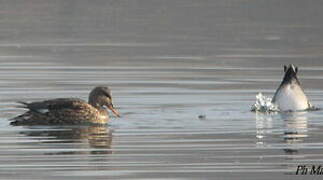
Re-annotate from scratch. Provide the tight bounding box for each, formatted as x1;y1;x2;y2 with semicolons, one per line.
272;64;311;112
10;86;120;125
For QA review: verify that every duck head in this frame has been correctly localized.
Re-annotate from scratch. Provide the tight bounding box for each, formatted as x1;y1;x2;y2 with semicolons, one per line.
88;86;120;117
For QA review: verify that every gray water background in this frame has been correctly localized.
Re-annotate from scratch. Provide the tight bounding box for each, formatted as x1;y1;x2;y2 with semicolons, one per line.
1;1;323;179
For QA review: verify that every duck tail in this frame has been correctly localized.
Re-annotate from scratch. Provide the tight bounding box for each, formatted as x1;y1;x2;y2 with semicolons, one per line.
9;112;33;126
16;101;29;109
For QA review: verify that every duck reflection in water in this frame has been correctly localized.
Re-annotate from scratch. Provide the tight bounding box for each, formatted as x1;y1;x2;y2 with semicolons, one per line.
282;112;308;155
20;125;113;155
255;112;308;155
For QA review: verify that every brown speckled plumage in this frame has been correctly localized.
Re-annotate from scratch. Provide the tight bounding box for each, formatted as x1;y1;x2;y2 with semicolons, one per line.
10;86;120;126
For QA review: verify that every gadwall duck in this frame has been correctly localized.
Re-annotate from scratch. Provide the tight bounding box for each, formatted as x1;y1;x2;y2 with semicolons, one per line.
10;86;120;125
272;64;312;111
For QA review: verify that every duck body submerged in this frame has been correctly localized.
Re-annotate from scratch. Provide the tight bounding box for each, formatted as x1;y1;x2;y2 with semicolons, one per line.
272;64;311;112
10;86;120;126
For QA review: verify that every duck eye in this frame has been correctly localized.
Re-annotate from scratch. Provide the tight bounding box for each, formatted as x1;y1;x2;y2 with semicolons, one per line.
102;91;111;99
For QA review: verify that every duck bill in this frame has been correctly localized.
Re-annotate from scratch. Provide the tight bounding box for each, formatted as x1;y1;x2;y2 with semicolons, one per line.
107;105;120;117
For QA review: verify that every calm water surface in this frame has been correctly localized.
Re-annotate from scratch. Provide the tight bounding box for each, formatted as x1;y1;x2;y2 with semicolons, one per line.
1;1;323;179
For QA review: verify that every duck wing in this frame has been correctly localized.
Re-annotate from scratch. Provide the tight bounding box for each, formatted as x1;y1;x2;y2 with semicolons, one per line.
17;98;89;114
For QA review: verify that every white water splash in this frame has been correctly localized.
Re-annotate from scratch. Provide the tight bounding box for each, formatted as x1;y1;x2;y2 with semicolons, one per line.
251;93;279;112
